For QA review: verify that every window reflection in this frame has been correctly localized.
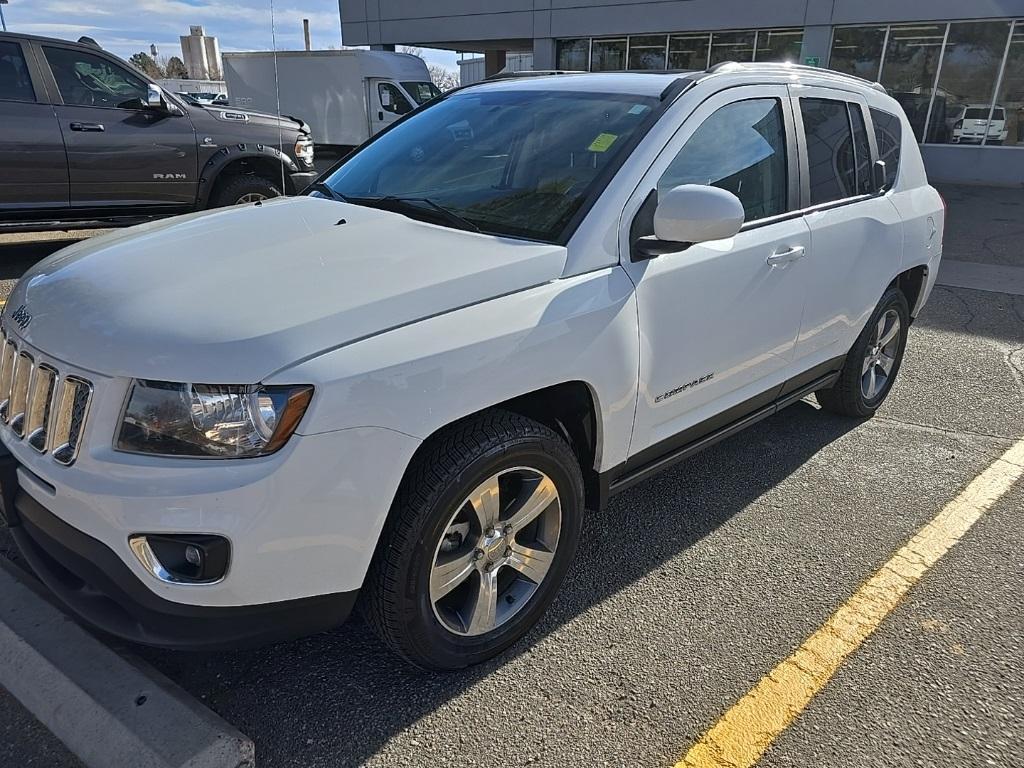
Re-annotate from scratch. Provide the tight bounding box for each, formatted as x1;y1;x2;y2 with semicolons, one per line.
591;39;627;71
668;34;711;70
830;26;887;80
993;22;1024;146
556;39;589;71
879;24;947;143
710;31;756;66
629;36;667;70
755;29;803;63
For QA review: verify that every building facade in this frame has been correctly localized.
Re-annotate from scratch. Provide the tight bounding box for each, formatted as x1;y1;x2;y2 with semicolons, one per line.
339;1;1024;185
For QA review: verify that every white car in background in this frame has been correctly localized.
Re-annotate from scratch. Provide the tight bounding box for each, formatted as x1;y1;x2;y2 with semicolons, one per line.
0;63;944;670
948;103;1008;145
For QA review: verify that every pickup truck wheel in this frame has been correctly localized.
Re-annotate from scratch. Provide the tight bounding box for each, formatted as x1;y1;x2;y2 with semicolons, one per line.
816;286;910;418
362;410;584;670
211;175;282;208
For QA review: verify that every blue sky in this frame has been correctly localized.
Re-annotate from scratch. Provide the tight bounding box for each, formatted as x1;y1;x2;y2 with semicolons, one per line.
2;0;459;70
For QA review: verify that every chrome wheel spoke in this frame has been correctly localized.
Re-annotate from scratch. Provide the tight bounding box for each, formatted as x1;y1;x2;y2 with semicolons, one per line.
878;351;896;375
465;570;499;635
430;550;477;601
505;476;557;534
865;367;877;398
468;475;501;530
862;354;873;375
876;315;887;344
879;318;899;348
507;542;555;584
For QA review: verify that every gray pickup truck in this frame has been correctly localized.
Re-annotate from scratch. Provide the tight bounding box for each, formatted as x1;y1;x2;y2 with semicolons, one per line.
0;33;317;230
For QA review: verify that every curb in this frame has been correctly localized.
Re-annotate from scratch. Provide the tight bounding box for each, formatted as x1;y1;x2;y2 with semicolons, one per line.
0;558;255;768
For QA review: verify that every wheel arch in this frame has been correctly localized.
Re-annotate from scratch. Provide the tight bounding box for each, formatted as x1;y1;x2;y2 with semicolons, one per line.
199;146;299;207
893;264;928;320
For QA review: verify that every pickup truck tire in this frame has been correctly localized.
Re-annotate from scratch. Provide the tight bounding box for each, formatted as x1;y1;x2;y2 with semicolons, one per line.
362;410;585;670
816;286;910;418
210;175;282;208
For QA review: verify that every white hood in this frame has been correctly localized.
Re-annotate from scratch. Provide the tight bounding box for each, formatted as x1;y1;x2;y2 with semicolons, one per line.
7;197;568;382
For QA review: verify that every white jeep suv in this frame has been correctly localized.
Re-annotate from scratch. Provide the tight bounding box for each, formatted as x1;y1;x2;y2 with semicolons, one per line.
0;64;944;669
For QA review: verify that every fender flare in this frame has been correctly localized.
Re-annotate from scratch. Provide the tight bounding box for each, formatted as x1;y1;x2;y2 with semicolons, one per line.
198;144;300;207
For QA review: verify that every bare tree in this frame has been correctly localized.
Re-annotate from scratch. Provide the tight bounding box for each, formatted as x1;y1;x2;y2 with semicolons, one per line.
428;64;460;92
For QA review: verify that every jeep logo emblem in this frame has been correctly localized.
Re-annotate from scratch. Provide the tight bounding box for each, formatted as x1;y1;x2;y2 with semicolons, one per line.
9;304;31;331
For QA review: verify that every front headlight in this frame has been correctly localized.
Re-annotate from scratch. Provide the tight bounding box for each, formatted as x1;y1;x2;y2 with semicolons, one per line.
294;136;314;165
117;380;313;458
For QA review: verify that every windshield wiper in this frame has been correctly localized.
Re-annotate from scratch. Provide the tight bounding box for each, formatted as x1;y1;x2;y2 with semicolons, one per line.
353;195;482;234
307;182;350;203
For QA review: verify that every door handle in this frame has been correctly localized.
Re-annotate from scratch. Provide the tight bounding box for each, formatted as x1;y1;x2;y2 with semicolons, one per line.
766;246;806;267
70;122;105;132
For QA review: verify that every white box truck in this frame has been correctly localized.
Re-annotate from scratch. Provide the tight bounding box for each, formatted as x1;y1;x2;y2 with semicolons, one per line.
222;50;441;152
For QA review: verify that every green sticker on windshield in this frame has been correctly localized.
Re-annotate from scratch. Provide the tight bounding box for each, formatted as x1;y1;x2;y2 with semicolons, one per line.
588;133;619;153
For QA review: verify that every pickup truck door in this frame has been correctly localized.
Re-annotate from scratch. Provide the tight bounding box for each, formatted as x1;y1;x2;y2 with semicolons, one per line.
368;79;413;137
788;86;903;372
37;43;198;210
620;86;810;465
0;39;70;215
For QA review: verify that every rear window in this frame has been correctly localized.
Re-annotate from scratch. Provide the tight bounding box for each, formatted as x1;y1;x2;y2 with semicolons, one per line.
869;108;902;189
965;107;1005;120
800;98;857;205
0;41;36;102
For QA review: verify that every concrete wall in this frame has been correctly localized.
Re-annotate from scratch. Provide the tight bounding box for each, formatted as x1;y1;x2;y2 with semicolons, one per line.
340;0;1024;47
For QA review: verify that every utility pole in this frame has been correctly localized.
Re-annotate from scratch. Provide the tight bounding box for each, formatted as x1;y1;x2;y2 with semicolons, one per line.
303;18;311;51
0;0;8;34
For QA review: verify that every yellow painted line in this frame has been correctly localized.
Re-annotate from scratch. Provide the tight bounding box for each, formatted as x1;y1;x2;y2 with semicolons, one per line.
677;437;1024;768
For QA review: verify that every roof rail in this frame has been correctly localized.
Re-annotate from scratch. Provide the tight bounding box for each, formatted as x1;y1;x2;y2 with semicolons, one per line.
485;69;585;81
702;60;886;92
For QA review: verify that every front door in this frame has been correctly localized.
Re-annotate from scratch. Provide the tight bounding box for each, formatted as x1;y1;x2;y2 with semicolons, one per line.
621;86;810;463
0;39;69;214
38;43;198;209
368;79;413;137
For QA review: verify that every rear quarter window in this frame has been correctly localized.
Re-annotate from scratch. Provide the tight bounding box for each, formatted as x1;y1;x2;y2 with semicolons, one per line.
869;108;902;190
0;41;36;102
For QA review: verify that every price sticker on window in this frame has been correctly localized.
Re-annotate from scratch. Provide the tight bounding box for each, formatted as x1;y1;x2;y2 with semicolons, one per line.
588;133;619;153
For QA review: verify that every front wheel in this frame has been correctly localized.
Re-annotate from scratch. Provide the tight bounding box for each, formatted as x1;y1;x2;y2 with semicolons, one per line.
210;174;282;208
362;410;584;670
816;285;910;418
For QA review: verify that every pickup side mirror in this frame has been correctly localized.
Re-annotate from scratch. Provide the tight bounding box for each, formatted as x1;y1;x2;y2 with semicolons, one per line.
634;185;745;260
147;84;166;110
872;160;888;193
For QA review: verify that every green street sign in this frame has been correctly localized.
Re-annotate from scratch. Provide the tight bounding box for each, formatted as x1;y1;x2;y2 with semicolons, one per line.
804;56;821;67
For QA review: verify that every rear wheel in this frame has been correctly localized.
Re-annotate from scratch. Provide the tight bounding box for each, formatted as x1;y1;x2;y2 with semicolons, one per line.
211;175;282;208
816;286;910;418
362;410;584;670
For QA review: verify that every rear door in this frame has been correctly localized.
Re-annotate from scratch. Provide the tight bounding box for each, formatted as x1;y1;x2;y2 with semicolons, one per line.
368;79;413;136
0;38;69;214
37;43;198;210
789;86;903;370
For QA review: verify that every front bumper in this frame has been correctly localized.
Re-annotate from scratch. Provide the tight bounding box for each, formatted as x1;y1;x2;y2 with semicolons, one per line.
1;446;356;650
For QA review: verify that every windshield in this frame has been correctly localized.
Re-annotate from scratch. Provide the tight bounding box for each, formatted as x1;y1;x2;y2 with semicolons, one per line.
321;89;659;241
402;81;443;105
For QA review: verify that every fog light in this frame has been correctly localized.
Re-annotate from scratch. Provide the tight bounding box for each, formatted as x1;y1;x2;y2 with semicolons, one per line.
129;534;230;585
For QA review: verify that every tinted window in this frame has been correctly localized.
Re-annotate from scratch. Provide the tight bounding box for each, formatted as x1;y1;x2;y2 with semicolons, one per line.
324;90;659;242
0;42;36;102
43;46;148;108
849;105;875;196
801;98;856;204
870;108;902;189
379;83;413;115
659;98;788;221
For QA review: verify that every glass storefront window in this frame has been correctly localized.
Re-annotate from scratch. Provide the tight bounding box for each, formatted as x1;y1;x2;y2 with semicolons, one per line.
591;38;627;71
830;26;887;81
755;28;803;63
556;38;590;71
628;35;667;70
990;21;1024;146
668;34;711;70
709;31;756;66
928;21;1013;145
879;24;947;142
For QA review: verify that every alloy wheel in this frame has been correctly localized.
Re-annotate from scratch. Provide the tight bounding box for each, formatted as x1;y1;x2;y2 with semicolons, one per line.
429;467;562;637
237;192;268;204
861;308;901;399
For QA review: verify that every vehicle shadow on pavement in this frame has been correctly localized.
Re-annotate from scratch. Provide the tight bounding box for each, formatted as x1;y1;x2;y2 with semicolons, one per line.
136;400;862;767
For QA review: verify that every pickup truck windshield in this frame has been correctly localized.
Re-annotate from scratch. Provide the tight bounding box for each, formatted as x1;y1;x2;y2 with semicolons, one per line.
321;89;660;242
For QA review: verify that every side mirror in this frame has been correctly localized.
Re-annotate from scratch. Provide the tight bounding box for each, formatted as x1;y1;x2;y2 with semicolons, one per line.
872;160;888;193
634;185;745;260
147;84;167;110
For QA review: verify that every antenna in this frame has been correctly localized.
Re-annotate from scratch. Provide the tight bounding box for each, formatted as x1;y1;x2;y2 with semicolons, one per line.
269;0;287;196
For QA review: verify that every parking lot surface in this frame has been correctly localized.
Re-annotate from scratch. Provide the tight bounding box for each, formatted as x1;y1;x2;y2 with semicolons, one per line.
1;185;1021;767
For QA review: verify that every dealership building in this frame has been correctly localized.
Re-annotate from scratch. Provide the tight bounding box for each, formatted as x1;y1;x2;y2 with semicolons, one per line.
339;1;1024;186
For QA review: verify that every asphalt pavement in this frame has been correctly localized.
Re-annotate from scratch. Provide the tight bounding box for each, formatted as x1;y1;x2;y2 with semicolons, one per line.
0;185;1021;767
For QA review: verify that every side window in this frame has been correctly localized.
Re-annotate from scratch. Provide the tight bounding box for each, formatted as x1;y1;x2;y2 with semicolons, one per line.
849;105;875;196
42;46;148;109
800;98;857;204
379;83;413;116
0;41;36;102
659;98;789;221
869;108;902;189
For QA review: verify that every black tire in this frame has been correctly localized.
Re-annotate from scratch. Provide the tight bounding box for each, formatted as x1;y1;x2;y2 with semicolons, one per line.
210;174;282;208
816;285;910;418
362;410;584;670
